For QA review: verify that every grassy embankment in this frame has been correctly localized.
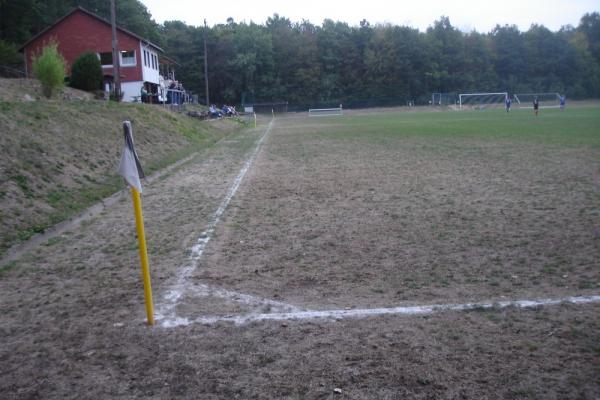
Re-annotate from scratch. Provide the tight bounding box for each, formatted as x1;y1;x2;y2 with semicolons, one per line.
0;94;244;257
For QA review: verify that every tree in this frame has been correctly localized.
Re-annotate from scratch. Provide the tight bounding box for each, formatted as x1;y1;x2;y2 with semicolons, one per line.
160;21;204;95
422;17;471;94
463;32;497;91
70;51;102;91
578;12;600;65
32;42;66;98
490;25;527;91
0;39;22;65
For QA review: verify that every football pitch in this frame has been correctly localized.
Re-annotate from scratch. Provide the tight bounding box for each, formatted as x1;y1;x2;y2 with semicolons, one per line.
164;106;600;325
2;105;599;398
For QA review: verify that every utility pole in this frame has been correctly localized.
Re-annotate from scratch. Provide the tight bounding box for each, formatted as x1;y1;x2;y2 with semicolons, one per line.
203;18;209;106
110;0;121;101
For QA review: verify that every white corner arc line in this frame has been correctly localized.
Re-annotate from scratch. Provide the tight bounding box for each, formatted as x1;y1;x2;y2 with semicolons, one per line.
156;119;291;322
159;295;600;327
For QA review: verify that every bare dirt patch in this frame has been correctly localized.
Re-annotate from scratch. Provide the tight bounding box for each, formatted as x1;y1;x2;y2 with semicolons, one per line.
198;114;600;310
1;297;599;398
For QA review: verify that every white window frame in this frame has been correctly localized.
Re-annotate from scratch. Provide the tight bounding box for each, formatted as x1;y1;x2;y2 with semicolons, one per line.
120;50;137;67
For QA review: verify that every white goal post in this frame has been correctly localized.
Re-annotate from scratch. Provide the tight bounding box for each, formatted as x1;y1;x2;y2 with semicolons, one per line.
458;92;508;109
513;93;561;109
308;106;343;117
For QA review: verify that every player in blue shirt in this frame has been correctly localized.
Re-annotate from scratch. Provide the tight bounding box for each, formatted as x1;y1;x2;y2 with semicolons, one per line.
505;96;511;113
560;95;566;110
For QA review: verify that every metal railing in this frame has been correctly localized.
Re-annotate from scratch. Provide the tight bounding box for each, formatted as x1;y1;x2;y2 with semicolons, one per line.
0;65;26;78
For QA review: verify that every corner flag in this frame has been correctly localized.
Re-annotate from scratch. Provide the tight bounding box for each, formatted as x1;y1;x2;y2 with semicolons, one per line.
118;121;145;192
117;120;154;325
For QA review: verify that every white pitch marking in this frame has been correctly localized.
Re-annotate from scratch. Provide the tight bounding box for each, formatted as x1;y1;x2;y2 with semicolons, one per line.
185;283;303;313
155;119;300;323
159;295;600;327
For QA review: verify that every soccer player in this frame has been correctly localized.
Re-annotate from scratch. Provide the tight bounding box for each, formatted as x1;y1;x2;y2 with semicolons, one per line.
533;96;539;116
505;96;511;113
560;95;566;110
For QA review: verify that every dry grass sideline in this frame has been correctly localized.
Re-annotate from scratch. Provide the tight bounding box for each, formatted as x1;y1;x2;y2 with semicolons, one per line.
0;79;245;257
0;77;94;102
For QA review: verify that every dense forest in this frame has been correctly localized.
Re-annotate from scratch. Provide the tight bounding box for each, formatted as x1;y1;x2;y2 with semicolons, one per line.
1;0;600;106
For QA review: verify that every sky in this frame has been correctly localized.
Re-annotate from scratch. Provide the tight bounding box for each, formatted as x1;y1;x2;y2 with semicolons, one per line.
139;0;598;33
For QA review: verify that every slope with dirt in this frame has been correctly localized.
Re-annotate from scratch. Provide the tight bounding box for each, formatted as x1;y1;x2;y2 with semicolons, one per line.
0;78;243;257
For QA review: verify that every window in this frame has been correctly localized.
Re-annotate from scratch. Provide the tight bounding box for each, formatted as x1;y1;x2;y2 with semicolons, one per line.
120;50;136;66
99;52;112;66
144;50;148;67
152;54;157;69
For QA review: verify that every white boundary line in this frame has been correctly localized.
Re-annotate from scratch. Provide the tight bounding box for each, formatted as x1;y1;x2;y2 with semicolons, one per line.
161;295;600;327
155;117;600;329
155;118;304;324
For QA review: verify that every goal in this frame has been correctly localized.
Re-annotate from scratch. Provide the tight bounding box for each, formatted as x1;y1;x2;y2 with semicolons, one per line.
431;92;458;106
308;106;343;117
513;93;561;109
458;92;508;109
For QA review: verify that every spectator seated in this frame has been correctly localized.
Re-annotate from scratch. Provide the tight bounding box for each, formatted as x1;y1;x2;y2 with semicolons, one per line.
209;105;221;118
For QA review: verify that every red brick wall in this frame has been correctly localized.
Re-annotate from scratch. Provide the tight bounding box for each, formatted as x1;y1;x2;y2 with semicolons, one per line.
24;10;142;82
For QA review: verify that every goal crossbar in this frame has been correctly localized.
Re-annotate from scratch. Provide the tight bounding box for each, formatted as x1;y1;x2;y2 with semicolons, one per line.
513;93;561;108
308;107;344;117
459;92;508;109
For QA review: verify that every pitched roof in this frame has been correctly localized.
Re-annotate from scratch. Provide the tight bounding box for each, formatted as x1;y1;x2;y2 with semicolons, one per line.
18;6;163;53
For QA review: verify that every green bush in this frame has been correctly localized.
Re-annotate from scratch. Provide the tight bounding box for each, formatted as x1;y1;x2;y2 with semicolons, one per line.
32;43;66;98
70;52;102;91
0;39;21;65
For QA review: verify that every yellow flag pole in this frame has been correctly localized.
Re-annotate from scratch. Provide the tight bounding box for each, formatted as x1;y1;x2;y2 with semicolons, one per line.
131;187;154;325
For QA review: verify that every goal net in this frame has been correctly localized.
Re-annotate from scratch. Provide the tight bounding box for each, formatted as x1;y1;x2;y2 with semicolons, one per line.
431;92;458;106
513;93;561;109
308;107;343;117
458;92;508;109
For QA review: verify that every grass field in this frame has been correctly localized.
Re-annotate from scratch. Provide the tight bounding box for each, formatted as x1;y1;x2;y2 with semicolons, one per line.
1;105;599;398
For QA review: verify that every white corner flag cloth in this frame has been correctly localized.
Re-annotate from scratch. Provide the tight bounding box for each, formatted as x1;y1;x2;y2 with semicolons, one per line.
118;120;145;193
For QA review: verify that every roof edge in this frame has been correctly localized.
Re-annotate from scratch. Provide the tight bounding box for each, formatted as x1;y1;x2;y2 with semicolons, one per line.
18;6;163;53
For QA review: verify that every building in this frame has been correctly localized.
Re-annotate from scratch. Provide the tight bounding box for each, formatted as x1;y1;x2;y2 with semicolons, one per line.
19;7;166;102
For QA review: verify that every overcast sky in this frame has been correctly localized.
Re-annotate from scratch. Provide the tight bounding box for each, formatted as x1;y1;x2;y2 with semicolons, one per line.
139;0;598;32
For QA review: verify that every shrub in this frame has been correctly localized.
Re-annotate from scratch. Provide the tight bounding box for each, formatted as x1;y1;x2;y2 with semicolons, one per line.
32;43;66;98
0;39;21;65
70;52;102;91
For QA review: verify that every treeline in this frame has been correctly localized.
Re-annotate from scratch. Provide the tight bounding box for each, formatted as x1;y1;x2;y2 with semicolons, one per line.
2;1;600;106
166;14;600;106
